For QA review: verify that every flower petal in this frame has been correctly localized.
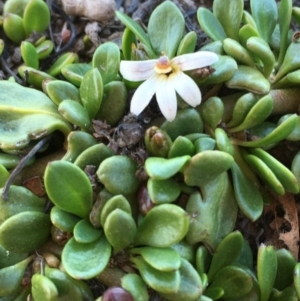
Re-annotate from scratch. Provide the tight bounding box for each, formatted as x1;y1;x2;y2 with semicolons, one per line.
156;75;177;121
172;51;219;71
120;60;156;81
130;75;158;116
171;71;201;107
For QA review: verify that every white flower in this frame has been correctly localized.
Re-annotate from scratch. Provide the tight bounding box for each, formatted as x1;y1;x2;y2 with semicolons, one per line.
120;51;219;121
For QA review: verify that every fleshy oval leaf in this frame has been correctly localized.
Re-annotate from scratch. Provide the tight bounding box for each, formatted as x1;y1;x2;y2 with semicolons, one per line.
50;206;81;233
148;1;185;58
62;235;111;279
104;209;137;253
44;79;81;105
197;7;227;41
0;211;51;253
97;155;140;195
133;204;189;247
130;246;181;272
79;68;103;119
183;151;234;187
131;256;180;294
74;218;102;244
145;156;191;180
23;0;50;35
225;65;271;94
92;42;120;85
31;274;59;301
147;178;181;204
44;160;93;218
231;162;263;221
213;0;244;40
159;258;203;301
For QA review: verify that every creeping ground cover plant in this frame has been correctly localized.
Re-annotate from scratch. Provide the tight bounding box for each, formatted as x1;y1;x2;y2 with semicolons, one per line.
2;0;300;300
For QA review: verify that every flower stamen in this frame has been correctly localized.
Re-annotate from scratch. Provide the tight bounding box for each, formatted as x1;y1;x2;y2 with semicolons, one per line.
155;54;172;74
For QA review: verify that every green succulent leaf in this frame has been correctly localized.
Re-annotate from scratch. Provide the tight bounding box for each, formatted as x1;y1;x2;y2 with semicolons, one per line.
97;155;140;195
44;266;85;300
197;7;227;41
18;65;55;88
31;274;58;301
148;1;185;58
215;128;234;155
147;178;181;204
3;13;26;44
243;152;285;195
273;249;296;291
269;287;298;301
294;263;300;300
104;209;137;253
0;81;71;151
62;131;97;163
0;257;32;297
235;114;297;147
201;55;238;85
130;247;181;272
74;218;102;244
44;160;93;218
35;39;54;60
168;136;195;158
213;0;244;41
95;81;128;126
159;258;203;301
183;151;234;187
209;265;253;300
248;147;299;194
274;41;300;82
0;164;9;188
20;41;39;69
257;244;277;301
207;231;244;281
80;68;103;119
250;0;278;42
160;108;204;140
58;99;91;131
145;156;191;180
44;79;81;105
92;42;120;85
195;245;212;276
115;11;155;58
61;63;92;87
121;27;137;60
134;204;189;247
50;206;81;233
23;0;50;35
228;94;273;132
223;38;255;67
225;65;271;94
185;173;238;249
3;0;30;16
231;162;263;221
121;274;149;301
246;36;276;78
200;97;224;130
74;143;114;170
227;93;258;128
131;256;180;294
0;211;51;253
62;235;111;279
100;195;132;227
47;52;78;77
177;31;197;55
0;185;45;224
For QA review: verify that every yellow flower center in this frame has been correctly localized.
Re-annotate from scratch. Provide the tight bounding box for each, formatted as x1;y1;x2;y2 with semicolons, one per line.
154;53;172;74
